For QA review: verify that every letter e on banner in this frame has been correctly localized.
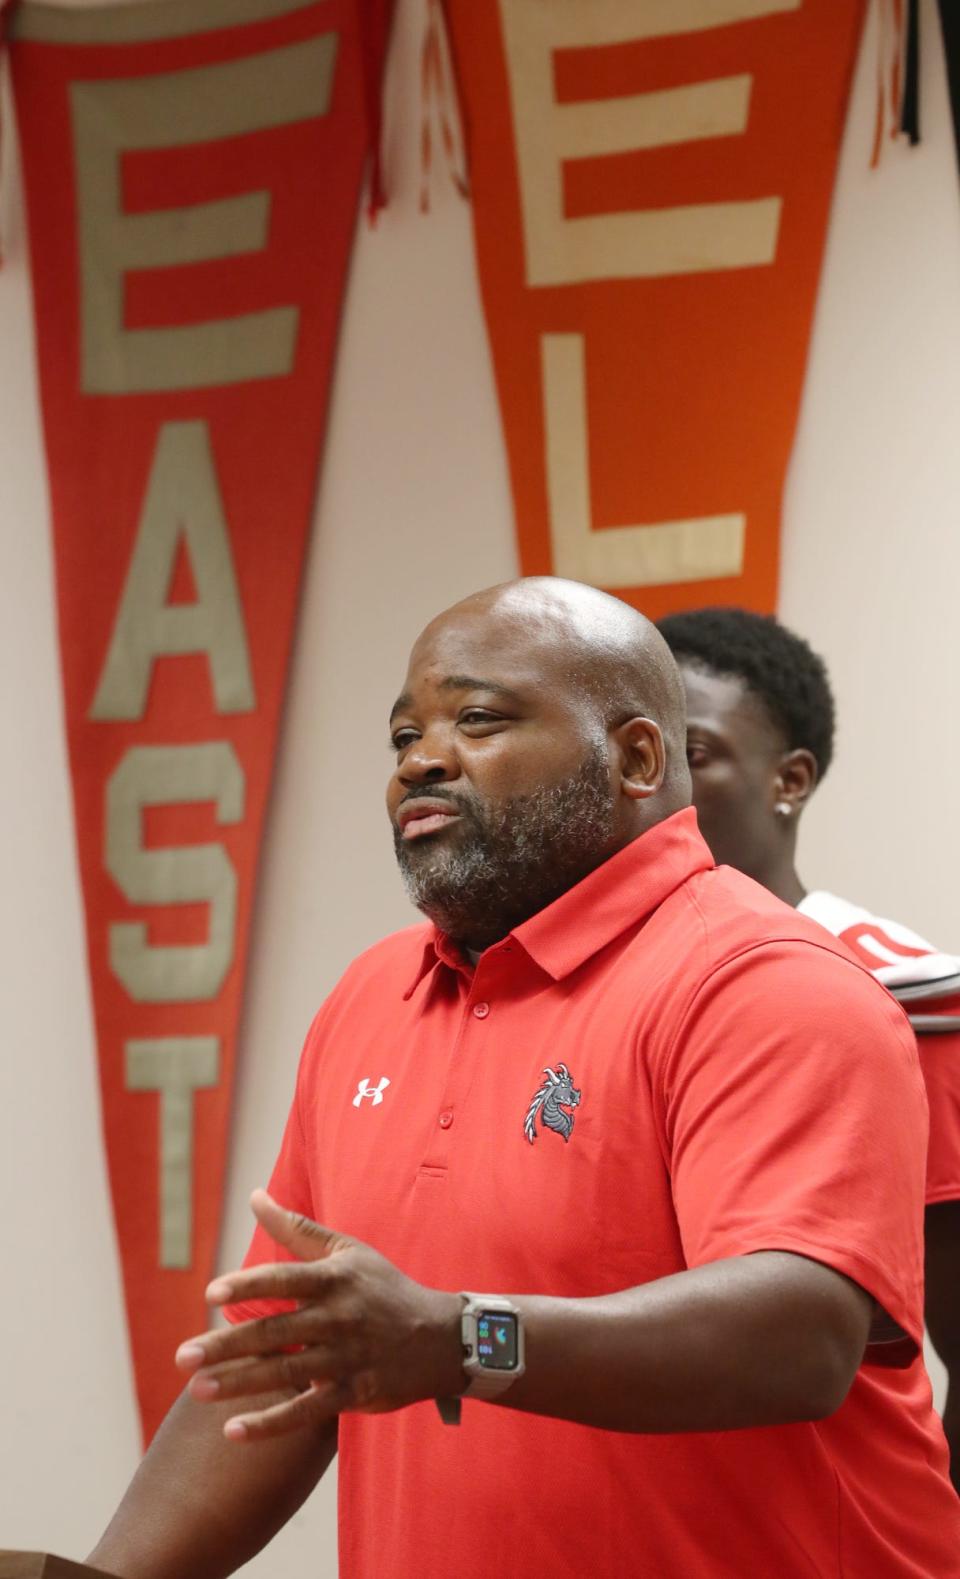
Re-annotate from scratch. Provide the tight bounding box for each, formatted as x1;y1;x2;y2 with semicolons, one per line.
71;34;338;393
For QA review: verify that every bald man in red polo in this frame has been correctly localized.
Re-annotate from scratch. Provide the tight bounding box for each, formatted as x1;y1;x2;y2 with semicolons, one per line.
91;579;960;1578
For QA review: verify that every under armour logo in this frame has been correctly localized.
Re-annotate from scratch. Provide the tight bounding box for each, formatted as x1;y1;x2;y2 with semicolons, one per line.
353;1077;390;1108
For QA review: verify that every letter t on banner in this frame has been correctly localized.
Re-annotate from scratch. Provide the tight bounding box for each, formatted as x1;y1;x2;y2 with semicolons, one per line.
444;0;867;618
8;0;394;1442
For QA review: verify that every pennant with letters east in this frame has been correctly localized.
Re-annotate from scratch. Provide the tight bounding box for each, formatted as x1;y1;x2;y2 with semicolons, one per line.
4;0;394;1443
2;0;916;1444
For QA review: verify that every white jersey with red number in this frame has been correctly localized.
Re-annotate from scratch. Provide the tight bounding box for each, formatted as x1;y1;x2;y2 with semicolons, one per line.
799;891;960;1204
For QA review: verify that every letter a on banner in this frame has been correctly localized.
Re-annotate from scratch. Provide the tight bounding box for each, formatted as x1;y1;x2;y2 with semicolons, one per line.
444;0;867;618
9;0;394;1441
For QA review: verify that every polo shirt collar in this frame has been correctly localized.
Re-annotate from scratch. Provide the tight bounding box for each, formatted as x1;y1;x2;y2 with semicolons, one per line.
404;807;712;994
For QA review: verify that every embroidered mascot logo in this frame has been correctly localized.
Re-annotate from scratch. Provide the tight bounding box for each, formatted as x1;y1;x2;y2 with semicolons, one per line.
523;1064;581;1144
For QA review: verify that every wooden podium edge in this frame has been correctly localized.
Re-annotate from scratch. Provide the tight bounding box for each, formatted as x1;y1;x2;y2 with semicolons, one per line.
0;1553;116;1578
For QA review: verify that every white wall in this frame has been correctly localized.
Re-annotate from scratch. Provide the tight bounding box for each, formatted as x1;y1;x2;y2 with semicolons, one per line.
0;0;954;1568
783;0;960;952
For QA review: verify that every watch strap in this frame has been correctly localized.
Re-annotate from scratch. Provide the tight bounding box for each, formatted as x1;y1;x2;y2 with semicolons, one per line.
434;1394;463;1426
462;1367;520;1399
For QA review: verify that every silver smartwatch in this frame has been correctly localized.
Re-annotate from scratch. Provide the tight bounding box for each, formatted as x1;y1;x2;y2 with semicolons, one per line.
435;1293;525;1426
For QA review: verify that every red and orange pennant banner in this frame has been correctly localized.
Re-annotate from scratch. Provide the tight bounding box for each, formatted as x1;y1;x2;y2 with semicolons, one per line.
446;0;867;619
9;0;391;1441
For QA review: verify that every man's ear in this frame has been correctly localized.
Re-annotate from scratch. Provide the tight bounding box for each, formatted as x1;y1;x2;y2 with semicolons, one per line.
773;748;818;816
612;717;666;801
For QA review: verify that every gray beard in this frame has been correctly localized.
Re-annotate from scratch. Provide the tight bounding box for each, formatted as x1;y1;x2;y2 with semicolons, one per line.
393;745;617;949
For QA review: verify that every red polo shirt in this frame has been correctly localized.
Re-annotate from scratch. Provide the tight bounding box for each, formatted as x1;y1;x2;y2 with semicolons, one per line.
228;809;960;1577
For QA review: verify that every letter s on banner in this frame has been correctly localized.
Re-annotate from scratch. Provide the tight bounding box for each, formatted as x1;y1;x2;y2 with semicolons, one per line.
106;743;245;1004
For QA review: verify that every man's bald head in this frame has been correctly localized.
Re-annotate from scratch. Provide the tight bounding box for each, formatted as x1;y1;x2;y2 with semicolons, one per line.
388;578;692;946
415;577;689;794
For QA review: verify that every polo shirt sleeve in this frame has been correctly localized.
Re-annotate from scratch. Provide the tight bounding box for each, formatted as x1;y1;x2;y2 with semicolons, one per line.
920;1030;960;1205
222;1016;322;1329
659;938;928;1355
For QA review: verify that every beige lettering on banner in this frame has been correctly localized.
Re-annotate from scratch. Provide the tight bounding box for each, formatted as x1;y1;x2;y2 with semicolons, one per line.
91;422;255;721
125;1037;219;1269
70;34;338;394
106;743;244;1003
498;0;793;585
543;335;745;588
13;0;322;45
499;0;798;286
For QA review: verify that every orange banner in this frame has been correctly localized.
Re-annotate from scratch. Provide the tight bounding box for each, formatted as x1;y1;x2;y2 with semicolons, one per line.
9;0;389;1441
446;0;866;618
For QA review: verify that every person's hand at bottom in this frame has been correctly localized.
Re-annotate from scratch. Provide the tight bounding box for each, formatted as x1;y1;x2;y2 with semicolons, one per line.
175;1189;464;1442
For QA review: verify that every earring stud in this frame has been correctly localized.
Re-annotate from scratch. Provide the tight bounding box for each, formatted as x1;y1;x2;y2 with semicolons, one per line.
774;802;792;818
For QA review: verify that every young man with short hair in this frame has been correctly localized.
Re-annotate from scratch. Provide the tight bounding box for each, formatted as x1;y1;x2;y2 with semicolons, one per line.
660;603;960;1490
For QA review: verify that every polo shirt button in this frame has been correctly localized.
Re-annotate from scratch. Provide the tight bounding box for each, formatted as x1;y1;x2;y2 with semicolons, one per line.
473;1001;490;1019
439;1109;454;1129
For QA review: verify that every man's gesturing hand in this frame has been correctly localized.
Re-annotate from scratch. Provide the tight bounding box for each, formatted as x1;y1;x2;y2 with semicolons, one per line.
175;1190;464;1442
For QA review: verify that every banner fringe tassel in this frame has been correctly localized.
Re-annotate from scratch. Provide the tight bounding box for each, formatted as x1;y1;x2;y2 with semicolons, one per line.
0;0;13;269
361;0;398;224
872;0;908;166
419;0;468;214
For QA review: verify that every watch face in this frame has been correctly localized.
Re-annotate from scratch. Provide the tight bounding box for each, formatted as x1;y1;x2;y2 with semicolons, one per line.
476;1311;519;1371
